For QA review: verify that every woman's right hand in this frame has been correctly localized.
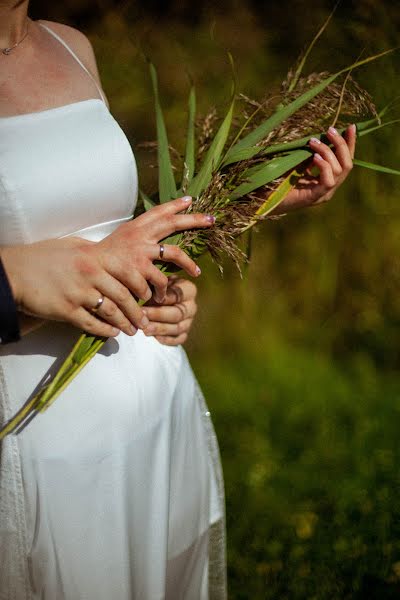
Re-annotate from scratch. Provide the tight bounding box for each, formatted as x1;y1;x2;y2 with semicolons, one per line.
1;196;214;338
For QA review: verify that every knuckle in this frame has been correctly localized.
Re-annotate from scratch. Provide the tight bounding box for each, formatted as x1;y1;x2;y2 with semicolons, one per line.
172;308;182;323
103;302;117;318
137;281;150;300
82;318;96;333
158;272;169;287
115;287;131;305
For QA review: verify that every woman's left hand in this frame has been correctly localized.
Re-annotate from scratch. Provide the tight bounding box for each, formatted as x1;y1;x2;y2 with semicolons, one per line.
271;124;356;214
142;277;197;346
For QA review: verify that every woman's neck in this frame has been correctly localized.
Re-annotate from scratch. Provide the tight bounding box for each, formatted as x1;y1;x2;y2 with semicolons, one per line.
0;0;30;49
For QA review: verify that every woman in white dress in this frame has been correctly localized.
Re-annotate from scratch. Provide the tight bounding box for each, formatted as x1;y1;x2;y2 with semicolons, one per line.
0;3;356;599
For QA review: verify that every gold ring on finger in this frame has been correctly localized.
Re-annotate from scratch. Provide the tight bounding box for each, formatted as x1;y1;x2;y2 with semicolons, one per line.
91;296;104;313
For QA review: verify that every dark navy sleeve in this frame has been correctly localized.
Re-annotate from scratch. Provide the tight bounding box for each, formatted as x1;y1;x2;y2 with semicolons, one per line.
0;257;20;344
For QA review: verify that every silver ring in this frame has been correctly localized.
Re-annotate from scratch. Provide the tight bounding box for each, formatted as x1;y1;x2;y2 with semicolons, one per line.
91;296;104;313
159;244;165;259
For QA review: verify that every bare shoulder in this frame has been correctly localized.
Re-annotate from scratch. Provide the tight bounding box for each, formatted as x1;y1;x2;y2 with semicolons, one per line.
37;20;101;82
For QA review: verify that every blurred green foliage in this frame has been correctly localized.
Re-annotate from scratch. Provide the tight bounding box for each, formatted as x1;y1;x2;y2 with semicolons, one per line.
30;0;400;597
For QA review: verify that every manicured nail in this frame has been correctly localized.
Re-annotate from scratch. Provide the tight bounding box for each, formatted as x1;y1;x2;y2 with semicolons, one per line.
195;266;201;276
111;327;120;336
310;137;321;144
329;126;338;136
140;315;150;328
314;153;323;161
206;215;216;224
350;123;357;135
182;196;192;203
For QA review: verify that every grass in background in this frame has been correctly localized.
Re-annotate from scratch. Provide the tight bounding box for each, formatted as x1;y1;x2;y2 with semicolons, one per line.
87;2;400;597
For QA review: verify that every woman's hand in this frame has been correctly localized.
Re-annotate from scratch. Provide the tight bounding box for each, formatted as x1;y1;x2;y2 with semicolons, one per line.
141;277;198;346
271;124;356;214
1;196;214;338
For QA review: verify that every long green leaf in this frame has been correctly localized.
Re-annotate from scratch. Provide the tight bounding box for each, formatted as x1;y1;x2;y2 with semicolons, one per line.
230;149;310;199
241;170;302;233
257;117;394;156
223;48;396;167
354;159;400;176
150;63;177;203
182;86;196;189
286;1;340;94
139;189;157;211
187;99;235;197
358;119;400;138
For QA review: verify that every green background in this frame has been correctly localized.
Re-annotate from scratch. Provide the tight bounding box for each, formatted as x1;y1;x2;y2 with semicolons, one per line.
30;1;400;597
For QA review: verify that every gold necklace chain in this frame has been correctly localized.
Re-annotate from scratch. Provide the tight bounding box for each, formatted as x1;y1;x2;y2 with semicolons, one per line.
2;21;29;55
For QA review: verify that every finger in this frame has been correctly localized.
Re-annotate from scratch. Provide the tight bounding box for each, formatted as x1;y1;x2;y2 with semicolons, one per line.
344;123;357;160
144;303;194;324
152;244;202;278
155;212;215;242
92;296;137;336
113;270;152;303
71;307;121;338
96;273;149;330
146;265;169;303
309;136;342;176
149;279;197;306
326;126;354;172
155;333;188;346
313;154;336;190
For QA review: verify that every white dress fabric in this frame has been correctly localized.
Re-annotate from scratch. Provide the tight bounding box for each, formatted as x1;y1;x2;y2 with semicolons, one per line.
0;23;226;600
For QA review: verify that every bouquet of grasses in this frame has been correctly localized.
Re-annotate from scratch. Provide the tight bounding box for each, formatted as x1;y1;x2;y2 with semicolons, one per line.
1;17;399;439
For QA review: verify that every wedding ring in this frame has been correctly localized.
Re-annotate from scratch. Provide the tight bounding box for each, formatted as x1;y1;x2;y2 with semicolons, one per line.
159;244;165;259
91;296;104;313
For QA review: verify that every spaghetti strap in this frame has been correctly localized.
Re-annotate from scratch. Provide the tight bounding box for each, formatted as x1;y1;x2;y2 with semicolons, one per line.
38;22;107;105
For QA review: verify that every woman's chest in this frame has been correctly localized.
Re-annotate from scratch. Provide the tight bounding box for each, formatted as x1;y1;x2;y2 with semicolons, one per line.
0;102;138;245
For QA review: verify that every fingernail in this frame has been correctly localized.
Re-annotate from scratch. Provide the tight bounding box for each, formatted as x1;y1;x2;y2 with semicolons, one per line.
314;153;323;161
351;123;357;135
195;266;201;276
140;315;150;328
129;325;137;335
111;327;120;336
182;196;192;203
329;126;338;136
206;215;216;224
310;137;321;144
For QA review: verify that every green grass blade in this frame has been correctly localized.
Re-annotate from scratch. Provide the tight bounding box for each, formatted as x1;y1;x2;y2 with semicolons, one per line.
257;116;389;156
40;339;107;412
149;63;177;203
358;119;400;138
73;335;97;364
139;189;157;211
241;170;302;233
187;99;235;198
224;48;397;167
287;1;340;94
354;159;400;176
230;149;311;199
183;86;196;188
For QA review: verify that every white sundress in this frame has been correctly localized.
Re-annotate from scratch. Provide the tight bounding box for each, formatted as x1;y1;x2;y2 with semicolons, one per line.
0;22;226;600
